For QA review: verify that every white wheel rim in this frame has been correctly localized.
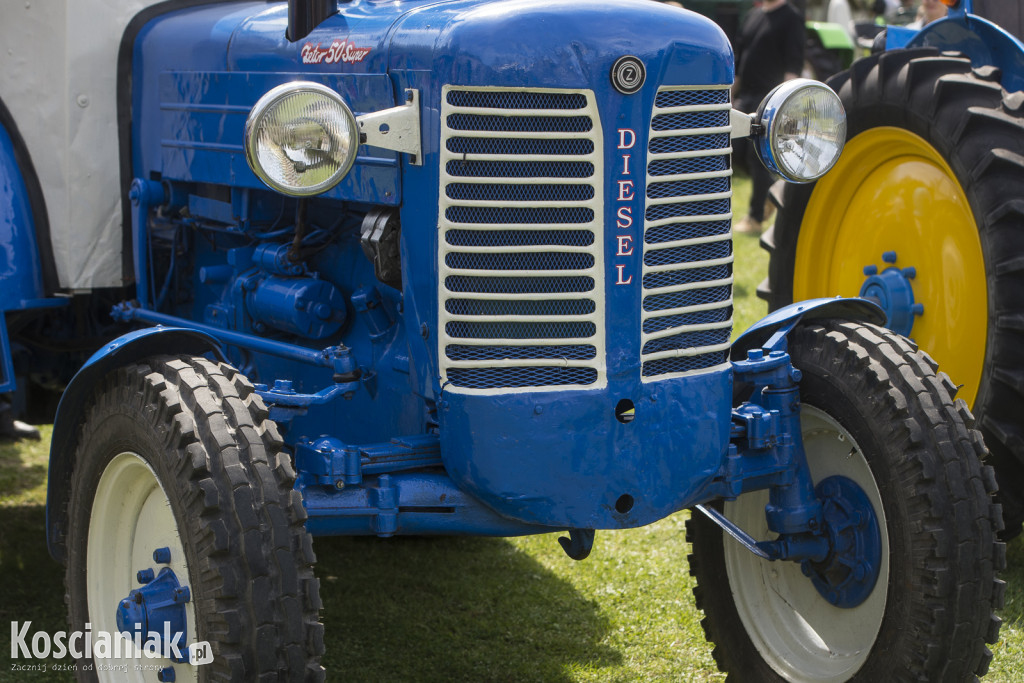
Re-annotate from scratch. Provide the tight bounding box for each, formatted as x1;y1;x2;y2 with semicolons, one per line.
722;406;889;682
87;452;199;682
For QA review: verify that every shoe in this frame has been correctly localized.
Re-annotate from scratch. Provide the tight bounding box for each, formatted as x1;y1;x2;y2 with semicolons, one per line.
0;418;41;441
734;215;762;235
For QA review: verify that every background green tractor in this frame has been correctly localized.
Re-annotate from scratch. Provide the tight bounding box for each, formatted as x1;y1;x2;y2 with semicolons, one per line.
765;0;1024;535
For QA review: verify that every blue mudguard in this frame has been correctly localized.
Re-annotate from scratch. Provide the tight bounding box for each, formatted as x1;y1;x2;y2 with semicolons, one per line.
732;297;886;359
45;327;225;562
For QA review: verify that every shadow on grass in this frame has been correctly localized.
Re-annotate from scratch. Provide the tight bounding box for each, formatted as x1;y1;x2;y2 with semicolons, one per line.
0;506;73;682
0;441;48;502
0;505;617;682
314;534;619;683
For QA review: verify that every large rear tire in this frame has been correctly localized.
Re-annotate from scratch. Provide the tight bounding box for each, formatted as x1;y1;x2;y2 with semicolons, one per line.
687;320;1005;681
764;48;1024;536
65;356;324;681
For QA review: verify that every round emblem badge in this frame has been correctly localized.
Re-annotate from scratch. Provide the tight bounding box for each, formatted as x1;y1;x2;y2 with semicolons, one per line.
611;56;646;95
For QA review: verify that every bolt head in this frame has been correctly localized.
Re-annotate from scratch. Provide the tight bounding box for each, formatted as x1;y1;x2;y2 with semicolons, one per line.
137;568;155;584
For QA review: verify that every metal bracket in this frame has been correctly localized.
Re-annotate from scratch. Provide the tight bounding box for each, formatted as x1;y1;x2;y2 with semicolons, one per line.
730;109;753;139
357;89;422;165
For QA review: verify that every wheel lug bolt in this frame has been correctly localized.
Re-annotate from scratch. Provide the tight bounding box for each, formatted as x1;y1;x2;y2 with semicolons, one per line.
153;547;172;564
157;666;176;682
137;568;155;584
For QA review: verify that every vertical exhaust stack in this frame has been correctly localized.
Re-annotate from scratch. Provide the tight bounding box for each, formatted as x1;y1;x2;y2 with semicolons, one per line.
287;0;339;42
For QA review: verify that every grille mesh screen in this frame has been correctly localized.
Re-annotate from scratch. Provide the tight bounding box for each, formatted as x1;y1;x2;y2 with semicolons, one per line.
641;86;734;380
439;87;605;393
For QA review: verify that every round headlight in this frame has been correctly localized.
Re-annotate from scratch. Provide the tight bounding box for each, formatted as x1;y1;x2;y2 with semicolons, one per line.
244;82;359;196
754;79;846;183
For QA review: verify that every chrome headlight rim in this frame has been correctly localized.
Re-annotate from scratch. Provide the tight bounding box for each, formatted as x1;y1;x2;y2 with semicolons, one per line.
244;81;359;197
754;78;846;184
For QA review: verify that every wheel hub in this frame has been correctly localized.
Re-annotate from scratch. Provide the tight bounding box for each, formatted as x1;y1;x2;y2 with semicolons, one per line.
859;251;924;337
801;475;882;608
115;546;191;664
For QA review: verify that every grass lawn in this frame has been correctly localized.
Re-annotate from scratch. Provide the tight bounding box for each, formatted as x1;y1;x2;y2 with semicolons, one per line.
3;174;1023;681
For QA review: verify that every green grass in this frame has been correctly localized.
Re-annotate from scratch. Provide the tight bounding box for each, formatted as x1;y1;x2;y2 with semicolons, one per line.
3;175;1024;681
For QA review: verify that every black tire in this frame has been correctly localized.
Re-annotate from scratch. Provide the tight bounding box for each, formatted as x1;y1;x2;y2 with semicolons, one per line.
764;48;1024;537
687;320;1005;681
65;355;324;681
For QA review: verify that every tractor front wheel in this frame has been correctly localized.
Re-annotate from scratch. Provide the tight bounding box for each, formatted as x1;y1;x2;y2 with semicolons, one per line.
687;320;1004;681
64;356;324;681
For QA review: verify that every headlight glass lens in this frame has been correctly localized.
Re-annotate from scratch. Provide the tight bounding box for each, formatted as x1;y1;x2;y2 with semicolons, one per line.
245;83;358;196
759;80;846;183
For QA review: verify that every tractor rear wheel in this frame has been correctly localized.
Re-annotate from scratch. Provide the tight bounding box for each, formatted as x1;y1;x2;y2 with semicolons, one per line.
764;48;1024;536
687;320;1004;681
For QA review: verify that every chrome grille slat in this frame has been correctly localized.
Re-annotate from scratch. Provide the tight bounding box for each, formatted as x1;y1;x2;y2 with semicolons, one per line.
641;85;734;381
439;86;606;394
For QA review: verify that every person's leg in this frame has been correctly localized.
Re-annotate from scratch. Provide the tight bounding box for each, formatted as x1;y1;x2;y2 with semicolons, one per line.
749;159;771;222
735;142;768;234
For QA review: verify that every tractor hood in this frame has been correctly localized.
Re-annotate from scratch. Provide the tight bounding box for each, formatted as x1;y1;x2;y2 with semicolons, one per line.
132;0;731;203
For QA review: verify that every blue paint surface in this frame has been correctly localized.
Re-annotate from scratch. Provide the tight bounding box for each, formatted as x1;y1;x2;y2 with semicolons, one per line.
0;121;43;311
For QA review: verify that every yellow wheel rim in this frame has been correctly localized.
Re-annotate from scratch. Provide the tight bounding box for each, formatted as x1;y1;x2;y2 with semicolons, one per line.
794;127;986;407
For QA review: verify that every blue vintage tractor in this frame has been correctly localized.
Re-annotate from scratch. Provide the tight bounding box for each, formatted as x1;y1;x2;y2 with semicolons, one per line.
0;0;1004;680
766;0;1024;538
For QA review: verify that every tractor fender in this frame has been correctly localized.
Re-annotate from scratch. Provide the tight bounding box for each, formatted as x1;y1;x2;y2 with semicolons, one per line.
888;13;1024;93
46;326;226;563
731;297;886;361
0;97;52;305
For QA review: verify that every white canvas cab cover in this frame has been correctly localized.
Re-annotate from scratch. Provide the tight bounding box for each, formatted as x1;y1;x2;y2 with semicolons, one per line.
1;0;159;291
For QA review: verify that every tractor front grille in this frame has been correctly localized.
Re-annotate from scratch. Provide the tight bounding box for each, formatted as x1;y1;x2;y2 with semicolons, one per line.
439;87;605;394
641;86;733;380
